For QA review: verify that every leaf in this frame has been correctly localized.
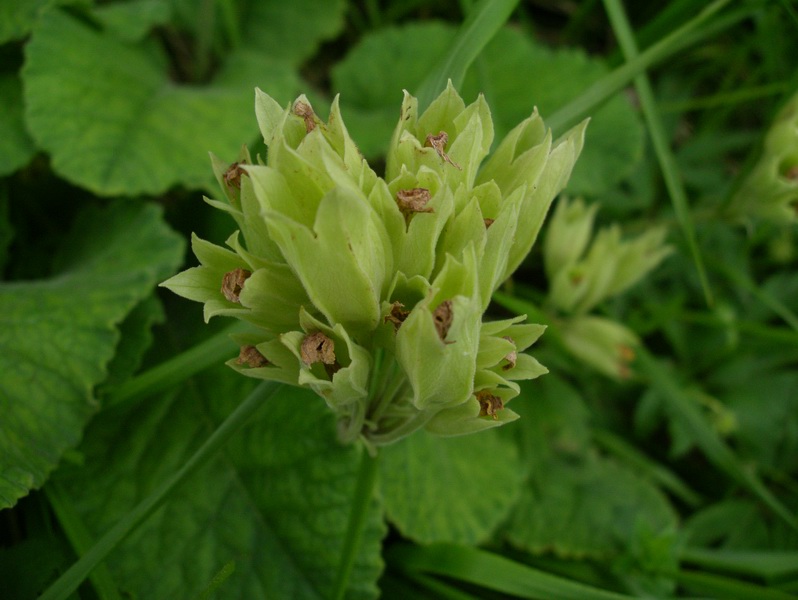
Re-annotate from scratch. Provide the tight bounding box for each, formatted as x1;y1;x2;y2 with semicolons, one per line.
0;202;184;509
22;8;300;196
99;294;166;392
331;22;643;195
239;0;347;64
50;374;386;599
0;0;53;43
93;0;172;43
0;74;37;177
506;377;678;559
379;427;525;545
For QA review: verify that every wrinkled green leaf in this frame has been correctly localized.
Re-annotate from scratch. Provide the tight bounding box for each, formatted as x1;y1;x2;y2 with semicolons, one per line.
23;8;299;196
506;377;678;558
0;202;184;509
0;74;37;177
331;22;642;195
379;427;524;545
50;375;385;599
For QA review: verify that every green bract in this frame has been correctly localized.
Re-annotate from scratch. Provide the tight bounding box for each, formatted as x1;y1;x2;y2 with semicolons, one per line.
163;82;587;447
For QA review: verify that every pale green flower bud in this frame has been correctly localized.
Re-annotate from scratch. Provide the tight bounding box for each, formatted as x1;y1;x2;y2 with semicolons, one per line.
544;197;599;278
476;112;589;282
728;90;798;223
560;315;639;379
163;85;586;447
546;202;671;314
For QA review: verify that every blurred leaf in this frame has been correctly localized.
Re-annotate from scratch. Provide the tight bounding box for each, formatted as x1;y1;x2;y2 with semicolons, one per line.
0;0;54;43
0;202;184;509
379;427;524;545
332;22;643;195
239;0;346;64
93;0;172;42
684;500;798;551
50;377;385;599
0;74;37;177
23;8;299;196
506;377;678;559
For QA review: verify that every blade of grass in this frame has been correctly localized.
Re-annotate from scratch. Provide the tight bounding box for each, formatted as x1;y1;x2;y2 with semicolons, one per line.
415;0;518;110
592;428;703;507
103;320;248;409
546;0;734;133
38;381;281;600
45;483;123;600
388;543;635;600
681;548;798;583
712;260;798;333
675;569;798;600
635;348;798;531
602;0;713;306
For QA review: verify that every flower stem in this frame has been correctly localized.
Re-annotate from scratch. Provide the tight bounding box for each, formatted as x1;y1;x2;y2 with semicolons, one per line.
332;446;380;600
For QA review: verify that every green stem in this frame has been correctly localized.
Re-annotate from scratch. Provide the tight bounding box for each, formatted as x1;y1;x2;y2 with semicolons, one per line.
547;0;734;133
332;447;380;600
104;321;248;409
45;483;123;600
602;0;713;307
39;381;281;600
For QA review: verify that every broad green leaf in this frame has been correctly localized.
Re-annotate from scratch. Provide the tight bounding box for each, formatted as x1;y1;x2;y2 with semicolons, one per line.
50;375;386;599
379;427;524;545
684;500;798;551
239;0;347;64
331;22;643;195
23;8;299;196
93;0;172;42
0;74;37;177
0;0;54;43
506;377;678;558
0;202;184;509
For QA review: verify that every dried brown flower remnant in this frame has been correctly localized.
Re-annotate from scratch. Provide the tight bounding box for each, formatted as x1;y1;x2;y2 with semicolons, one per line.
476;390;504;419
384;301;410;330
502;336;517;371
396;188;433;224
223;161;247;190
425;131;461;170
483;218;495;228
617;344;636;379
221;268;252;302
785;164;798;181
301;331;336;365
237;345;269;368
432;300;454;341
293;100;317;133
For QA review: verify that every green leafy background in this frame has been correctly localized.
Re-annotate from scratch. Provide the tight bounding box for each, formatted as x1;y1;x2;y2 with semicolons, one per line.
2;0;798;598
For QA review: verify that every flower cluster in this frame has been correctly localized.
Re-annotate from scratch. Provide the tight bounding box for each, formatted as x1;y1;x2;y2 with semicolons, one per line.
542;197;671;379
728;89;798;224
163;83;587;447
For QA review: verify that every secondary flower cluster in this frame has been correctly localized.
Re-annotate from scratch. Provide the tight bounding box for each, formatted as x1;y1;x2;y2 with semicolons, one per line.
163;83;587;446
543;197;671;378
728;89;798;224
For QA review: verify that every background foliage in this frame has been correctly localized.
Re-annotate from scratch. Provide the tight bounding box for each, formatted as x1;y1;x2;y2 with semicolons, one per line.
1;0;797;598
